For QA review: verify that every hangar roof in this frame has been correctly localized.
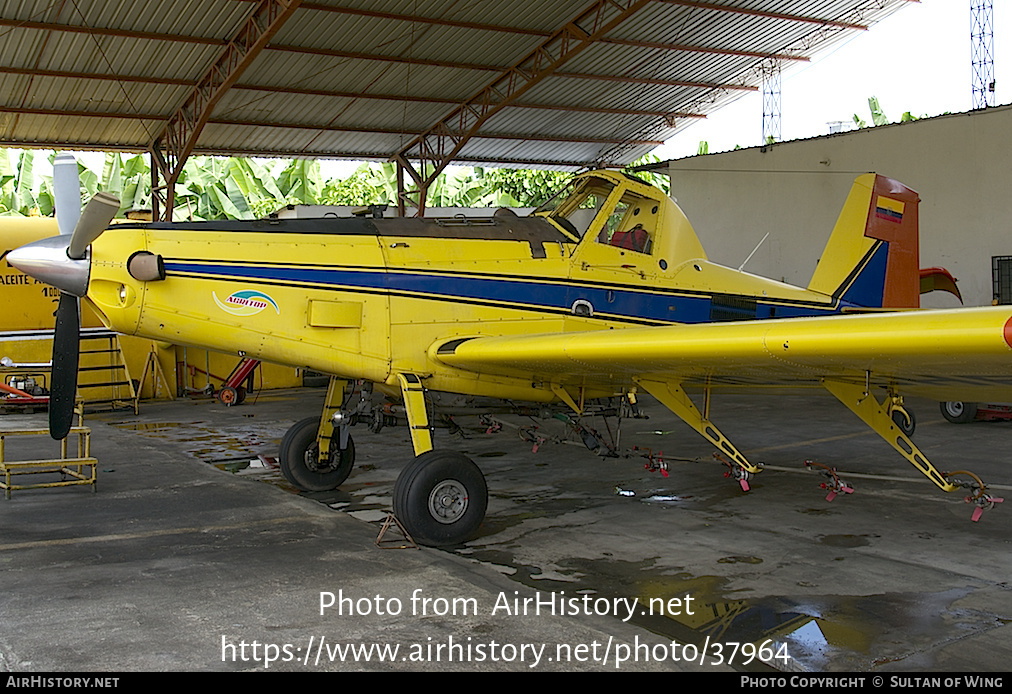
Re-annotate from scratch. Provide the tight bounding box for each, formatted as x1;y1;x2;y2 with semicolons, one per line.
0;0;911;169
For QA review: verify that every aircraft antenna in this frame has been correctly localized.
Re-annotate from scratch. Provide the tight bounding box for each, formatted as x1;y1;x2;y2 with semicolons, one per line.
738;232;769;272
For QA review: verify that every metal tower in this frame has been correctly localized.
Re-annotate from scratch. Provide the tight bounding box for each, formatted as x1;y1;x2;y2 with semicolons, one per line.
971;0;995;109
761;59;782;144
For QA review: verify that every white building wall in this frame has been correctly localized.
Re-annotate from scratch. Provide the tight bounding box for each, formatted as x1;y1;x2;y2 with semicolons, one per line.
664;105;1012;307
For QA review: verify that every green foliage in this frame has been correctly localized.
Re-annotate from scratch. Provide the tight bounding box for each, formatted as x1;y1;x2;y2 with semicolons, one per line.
1;150;46;216
868;96;888;126
322;163;570;209
623;154;670;195
323;163;392;206
853;96;923;129
276;159;323;206
480;167;569;207
0;149;674;220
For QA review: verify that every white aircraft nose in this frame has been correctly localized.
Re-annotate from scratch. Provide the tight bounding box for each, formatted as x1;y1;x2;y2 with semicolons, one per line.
6;234;90;297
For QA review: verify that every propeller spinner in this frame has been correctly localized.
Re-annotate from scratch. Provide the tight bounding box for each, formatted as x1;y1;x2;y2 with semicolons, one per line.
5;154;120;439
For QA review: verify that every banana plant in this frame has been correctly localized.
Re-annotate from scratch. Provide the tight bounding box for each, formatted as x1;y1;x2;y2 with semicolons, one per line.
0;147;609;219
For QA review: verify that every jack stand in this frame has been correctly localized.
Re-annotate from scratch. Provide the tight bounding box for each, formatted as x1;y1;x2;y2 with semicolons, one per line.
375;514;418;549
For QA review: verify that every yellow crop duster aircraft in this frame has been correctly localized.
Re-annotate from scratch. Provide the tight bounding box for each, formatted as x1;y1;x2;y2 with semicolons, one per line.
9;156;1011;545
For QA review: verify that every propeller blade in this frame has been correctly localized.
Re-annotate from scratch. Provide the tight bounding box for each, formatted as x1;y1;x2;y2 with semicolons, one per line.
68;192;120;260
50;293;81;440
53;152;82;238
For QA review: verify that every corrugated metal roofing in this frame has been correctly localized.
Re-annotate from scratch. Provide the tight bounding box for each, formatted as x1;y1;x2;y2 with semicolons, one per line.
0;0;911;168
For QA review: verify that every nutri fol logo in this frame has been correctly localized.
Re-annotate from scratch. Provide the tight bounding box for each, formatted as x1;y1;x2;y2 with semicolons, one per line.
213;289;280;317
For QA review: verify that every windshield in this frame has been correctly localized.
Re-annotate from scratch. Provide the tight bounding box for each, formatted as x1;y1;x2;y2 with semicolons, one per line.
534;176;618;239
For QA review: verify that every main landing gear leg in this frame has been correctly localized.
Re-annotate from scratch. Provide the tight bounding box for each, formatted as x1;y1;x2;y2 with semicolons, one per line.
636;379;762;491
278;378;355;491
822;379;1002;521
391;373;487;546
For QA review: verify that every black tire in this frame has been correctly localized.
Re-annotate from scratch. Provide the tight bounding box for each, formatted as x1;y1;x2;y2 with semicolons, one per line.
940;401;978;424
279;417;355;491
393;451;487;547
891;408;916;437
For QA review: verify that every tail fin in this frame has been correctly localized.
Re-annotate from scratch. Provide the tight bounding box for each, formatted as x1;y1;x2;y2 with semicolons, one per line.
807;174;920;308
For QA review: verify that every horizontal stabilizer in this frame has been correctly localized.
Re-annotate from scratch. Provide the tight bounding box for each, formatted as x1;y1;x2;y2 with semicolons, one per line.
920;267;963;303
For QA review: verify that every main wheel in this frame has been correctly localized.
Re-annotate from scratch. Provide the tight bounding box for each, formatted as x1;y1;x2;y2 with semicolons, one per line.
279;417;355;491
940;401;977;424
393;451;487;547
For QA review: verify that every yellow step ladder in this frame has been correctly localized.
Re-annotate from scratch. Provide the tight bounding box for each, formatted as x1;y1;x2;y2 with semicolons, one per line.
77;329;138;414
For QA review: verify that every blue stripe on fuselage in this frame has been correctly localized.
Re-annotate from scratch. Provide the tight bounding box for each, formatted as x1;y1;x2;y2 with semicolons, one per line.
163;261;847;324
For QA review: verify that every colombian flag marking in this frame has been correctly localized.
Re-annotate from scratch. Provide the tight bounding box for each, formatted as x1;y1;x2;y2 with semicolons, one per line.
875;196;905;223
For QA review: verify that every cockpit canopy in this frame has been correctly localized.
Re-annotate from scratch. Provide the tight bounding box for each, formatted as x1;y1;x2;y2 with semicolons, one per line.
535;170;706;265
537;172;677;257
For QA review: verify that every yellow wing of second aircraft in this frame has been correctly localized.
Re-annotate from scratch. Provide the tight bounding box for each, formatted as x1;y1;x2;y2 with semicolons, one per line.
436;306;1012;497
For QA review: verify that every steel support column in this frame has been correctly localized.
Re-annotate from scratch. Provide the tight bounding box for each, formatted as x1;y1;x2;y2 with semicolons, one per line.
149;0;302;220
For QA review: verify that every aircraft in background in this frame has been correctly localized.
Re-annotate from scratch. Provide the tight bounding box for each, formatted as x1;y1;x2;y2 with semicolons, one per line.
8;156;1010;544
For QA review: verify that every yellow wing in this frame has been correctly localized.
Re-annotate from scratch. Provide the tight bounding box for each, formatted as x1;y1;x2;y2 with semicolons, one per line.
436;306;1012;402
437;306;1012;496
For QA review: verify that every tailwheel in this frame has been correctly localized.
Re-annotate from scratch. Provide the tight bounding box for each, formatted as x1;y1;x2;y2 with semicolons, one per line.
889;406;916;437
279;417;355;491
393;451;487;547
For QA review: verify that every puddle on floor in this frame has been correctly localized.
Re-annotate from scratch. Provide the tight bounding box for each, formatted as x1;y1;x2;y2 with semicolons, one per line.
455;552;992;673
110;419;287;463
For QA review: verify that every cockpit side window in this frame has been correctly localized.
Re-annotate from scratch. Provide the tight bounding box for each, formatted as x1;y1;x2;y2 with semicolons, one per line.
595;190;653;255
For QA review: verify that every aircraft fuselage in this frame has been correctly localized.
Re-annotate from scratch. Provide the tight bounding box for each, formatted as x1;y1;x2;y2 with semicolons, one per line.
85;172;852;404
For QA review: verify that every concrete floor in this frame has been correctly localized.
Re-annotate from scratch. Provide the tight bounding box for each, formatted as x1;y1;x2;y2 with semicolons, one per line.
1;386;1010;672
